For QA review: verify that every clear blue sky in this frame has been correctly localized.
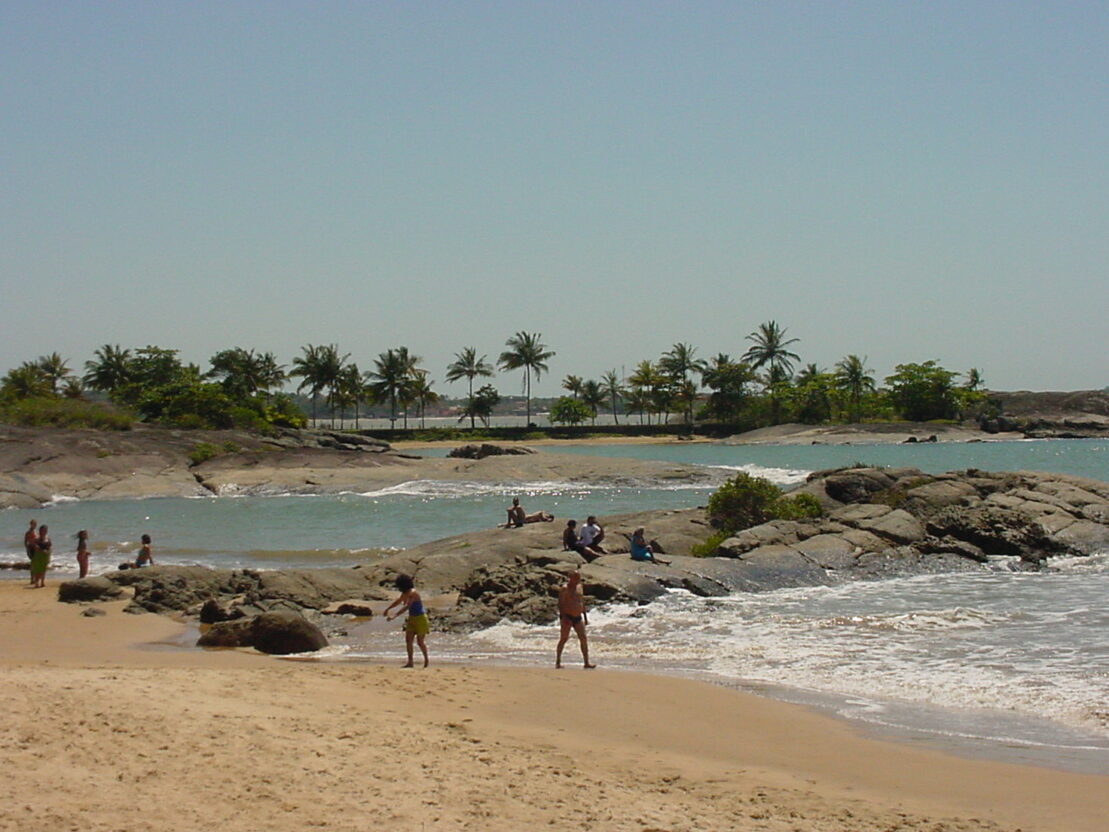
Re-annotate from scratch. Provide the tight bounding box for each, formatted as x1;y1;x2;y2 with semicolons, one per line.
2;1;1106;396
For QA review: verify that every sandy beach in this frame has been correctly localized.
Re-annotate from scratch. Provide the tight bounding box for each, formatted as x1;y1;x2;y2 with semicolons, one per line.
4;580;1107;832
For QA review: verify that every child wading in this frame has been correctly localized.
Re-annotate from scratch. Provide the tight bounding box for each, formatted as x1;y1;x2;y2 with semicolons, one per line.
384;574;430;668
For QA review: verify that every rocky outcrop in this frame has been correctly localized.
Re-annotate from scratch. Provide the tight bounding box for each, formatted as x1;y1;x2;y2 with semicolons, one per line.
196;611;328;654
54;467;1109;637
447;443;536;459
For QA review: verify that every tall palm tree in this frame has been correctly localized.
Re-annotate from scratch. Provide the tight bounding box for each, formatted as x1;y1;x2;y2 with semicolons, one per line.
742;321;801;379
744;321;801;424
601;370;623;425
562;374;584;399
445;347;494;430
660;343;706;426
834;355;876;422
498;331;555;425
36;353;71;395
83;344;133;395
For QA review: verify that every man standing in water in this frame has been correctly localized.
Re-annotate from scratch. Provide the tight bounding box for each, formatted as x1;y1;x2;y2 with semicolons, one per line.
556;570;596;669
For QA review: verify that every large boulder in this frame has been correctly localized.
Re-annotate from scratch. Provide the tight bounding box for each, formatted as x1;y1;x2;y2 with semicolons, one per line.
196;612;328;654
57;576;125;603
251;612;329;654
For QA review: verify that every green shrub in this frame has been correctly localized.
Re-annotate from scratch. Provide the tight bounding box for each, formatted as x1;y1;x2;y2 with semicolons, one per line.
706;472;823;535
773;492;823;521
0;397;134;430
690;530;729;558
706;472;786;532
188;442;222;466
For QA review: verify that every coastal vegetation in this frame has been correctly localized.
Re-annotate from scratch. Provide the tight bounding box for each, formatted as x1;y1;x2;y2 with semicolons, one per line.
2;321;994;433
692;472;823;556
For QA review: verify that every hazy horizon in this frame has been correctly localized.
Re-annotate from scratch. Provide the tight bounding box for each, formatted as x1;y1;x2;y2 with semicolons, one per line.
3;2;1106;396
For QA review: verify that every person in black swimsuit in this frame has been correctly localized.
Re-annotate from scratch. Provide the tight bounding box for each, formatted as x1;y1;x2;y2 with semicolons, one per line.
556;571;595;669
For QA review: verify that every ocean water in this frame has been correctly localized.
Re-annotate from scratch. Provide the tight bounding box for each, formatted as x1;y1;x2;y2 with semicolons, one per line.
4;438;1108;772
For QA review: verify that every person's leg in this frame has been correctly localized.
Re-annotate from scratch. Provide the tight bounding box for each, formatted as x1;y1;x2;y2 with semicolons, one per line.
416;634;429;667
572;620;595;668
403;630;415;667
556;617;571;668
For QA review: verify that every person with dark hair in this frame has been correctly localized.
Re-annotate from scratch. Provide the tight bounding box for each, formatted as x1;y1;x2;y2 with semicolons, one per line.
384;574;430;668
76;530;90;579
134;534;154;568
562;519;601;561
30;524;51;588
579;516;606;554
556;570;595;669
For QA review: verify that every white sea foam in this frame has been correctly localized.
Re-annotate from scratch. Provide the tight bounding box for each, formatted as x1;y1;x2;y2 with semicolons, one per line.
45;494;81;505
707;463;810;485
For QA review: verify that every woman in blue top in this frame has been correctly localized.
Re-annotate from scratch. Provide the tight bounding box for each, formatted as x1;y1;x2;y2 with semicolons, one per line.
630;528;670;565
385;574;430;668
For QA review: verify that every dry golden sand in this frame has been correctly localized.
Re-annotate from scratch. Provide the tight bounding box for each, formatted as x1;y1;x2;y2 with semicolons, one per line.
3;582;1106;832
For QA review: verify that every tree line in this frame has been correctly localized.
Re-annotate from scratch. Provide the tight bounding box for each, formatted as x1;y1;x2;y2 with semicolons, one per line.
1;322;986;431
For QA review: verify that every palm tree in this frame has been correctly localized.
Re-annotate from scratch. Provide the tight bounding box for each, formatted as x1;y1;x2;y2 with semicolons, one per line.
834;355;876;422
208;348;287;399
964;367;984;391
580;379;605;426
627;360;665;425
562;374;584;399
744;321;801;424
410;371;439;428
367;348;411;427
36;353;72;395
290;344;327;424
498;331;555;425
1;362;50;399
333;363;364;429
457;384;500;428
83;344;133;395
660;343;706;426
701;354;754;423
601;370;623;425
61;377;85;399
445;348;495;430
743;321;801;379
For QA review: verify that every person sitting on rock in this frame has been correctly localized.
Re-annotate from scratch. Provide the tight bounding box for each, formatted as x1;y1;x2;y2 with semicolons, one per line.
134;534;154;568
504;497;554;527
630;528;670;566
579;516;607;554
562;519;601;562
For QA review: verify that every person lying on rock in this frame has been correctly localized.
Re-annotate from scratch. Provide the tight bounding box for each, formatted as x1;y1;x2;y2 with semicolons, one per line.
629;528;670;566
504;497;554;527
